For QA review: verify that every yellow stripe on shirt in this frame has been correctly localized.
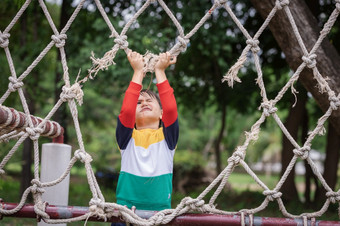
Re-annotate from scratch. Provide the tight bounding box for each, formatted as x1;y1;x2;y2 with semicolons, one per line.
132;128;165;149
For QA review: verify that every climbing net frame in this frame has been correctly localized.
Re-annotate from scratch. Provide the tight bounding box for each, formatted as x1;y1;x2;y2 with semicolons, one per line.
1;0;340;225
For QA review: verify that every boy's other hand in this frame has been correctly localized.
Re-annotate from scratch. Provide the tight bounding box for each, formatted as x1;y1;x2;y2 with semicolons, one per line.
127;50;144;73
155;52;177;72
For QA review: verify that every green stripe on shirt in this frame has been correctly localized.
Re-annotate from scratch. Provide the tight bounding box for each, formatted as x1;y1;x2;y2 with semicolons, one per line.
116;171;173;211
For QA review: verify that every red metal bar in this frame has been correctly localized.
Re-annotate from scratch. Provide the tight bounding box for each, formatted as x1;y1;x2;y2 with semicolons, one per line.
0;105;64;143
52;133;64;144
1;202;339;225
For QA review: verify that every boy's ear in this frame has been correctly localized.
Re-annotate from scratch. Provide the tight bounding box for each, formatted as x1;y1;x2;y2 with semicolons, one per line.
160;109;163;120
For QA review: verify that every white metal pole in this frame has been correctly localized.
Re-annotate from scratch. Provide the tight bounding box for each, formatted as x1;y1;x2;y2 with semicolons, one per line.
38;143;72;226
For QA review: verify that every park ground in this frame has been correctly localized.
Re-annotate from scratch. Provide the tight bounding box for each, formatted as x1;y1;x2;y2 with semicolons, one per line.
1;170;339;225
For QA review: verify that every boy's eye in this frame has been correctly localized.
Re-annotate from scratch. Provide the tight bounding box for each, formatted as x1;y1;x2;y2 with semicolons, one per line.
137;101;141;104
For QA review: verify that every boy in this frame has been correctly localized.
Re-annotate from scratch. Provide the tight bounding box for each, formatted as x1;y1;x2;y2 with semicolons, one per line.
115;51;179;212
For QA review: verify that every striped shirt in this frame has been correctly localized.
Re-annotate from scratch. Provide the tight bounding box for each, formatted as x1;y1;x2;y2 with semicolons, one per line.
116;80;179;211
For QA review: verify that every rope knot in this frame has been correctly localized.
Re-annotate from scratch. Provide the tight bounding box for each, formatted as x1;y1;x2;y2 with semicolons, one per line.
260;101;277;117
89;198;105;209
143;51;159;74
114;35;128;50
263;190;282;201
151;212;166;225
302;54;317;69
8;76;24;92
0;31;10;48
176;36;190;52
60;83;84;105
293;146;310;160
275;0;290;10
326;191;340;203
31;179;42;187
74;149;93;163
26;127;43;141
329;93;340;111
246;39;260;53
51;34;67;48
31;183;45;195
33;200;49;219
227;150;245;166
215;0;227;7
184;197;205;210
89;198;107;221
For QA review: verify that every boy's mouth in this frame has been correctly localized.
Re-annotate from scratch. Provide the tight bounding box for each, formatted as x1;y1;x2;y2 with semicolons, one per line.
141;107;151;112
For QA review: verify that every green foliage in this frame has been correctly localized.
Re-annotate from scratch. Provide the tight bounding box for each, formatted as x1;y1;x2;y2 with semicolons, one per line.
245;116;282;163
0;0;296;170
177;104;220;151
1;2;339;217
13;0;25;8
174;149;205;170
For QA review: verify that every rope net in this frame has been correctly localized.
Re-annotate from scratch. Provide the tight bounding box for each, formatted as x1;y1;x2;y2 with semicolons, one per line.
1;0;340;225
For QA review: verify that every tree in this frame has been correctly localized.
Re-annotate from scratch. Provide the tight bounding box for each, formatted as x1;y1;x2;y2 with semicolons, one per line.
250;0;340;134
53;0;72;144
82;0;289;175
279;85;308;201
315;122;340;204
60;0;291;176
3;0;338;206
0;0;59;198
19;1;58;197
19;2;32;199
250;0;340;202
171;0;266;174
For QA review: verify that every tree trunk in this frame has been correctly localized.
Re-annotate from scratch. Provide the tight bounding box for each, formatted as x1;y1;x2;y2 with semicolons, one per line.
19;6;32;199
202;130;215;160
314;123;340;204
305;0;321;18
20;1;40;199
214;104;226;174
301;89;319;206
53;0;71;144
250;0;340;136
20;139;33;199
280;87;307;201
302;96;312;204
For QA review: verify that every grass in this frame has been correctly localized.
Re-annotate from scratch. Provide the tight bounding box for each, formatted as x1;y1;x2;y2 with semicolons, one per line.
227;172;280;191
0;171;339;225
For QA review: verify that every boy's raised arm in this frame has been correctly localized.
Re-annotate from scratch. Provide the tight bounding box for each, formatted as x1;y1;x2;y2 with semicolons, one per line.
155;52;178;127
118;51;144;128
155;53;178;150
116;51;144;149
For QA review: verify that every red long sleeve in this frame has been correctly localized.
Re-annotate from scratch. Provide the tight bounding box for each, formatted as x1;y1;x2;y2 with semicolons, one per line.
157;80;178;127
118;82;142;128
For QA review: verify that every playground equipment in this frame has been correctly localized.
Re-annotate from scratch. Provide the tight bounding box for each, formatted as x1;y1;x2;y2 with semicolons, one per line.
1;0;340;225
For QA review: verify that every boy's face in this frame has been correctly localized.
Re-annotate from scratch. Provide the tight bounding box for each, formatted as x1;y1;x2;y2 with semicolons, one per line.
135;93;162;126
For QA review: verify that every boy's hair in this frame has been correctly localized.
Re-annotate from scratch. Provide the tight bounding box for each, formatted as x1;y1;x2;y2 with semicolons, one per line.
140;89;162;109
